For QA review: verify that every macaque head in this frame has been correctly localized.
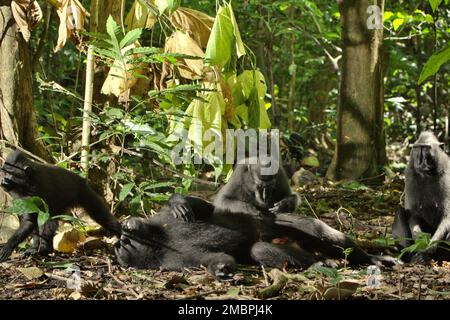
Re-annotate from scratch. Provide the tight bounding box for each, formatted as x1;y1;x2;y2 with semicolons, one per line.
1;150;33;194
410;131;446;176
248;157;280;205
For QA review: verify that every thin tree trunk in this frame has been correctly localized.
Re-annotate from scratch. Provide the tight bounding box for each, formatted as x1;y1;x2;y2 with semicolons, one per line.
287;7;296;132
327;0;386;184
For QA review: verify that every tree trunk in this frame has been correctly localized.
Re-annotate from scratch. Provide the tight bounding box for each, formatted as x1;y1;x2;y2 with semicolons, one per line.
327;0;386;184
0;1;49;160
0;1;50;220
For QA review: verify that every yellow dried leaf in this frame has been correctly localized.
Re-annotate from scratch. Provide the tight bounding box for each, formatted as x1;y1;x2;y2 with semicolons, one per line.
11;0;42;42
53;227;86;253
169;7;214;48
164;31;205;80
101;43;141;97
125;0;158;30
52;0;88;52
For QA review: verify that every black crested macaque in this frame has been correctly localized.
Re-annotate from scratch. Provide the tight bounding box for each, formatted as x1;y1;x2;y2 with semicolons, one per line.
0;149;122;262
168;157;398;268
114;205;254;279
393;131;450;264
171;157;298;222
170;195;398;267
215;157;298;216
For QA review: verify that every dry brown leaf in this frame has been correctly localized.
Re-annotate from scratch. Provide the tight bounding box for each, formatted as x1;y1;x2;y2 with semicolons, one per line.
52;0;88;52
169;7;214;48
53;226;86;253
164;31;205;80
11;0;42;42
101;43;142;97
125;0;158;30
17;267;44;280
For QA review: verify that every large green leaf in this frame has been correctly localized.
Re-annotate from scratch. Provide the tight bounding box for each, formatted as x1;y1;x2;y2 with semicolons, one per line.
429;0;442;12
228;3;245;57
418;44;450;84
205;5;234;69
106;16;123;50
119;182;135;201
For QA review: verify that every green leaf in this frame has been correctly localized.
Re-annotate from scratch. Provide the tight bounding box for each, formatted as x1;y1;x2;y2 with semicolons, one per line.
393;18;404;31
5;197;48;215
5;198;40;215
228;3;245;58
301;156;320;168
383;11;394;21
418;44;450;84
106;108;124;119
341;181;369;190
38;211;50;227
157;0;180;15
248;87;260;129
226;287;240;296
314;266;339;279
106;16;123;49
120;28;143;49
429;0;442;12
119;183;135;201
205;5;234;68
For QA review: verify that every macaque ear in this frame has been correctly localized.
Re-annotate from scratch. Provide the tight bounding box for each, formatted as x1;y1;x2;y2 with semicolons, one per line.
23;165;33;177
439;143;445;151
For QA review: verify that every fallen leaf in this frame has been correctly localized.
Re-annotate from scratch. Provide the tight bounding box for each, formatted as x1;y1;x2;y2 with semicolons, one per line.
17;267;44;280
53;226;86;253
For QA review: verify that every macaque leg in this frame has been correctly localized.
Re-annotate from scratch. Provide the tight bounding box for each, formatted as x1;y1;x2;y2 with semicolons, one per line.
392;208;414;248
0;213;37;262
250;241;318;269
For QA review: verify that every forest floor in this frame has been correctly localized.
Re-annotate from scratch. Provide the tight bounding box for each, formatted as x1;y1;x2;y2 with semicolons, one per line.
1;177;450;300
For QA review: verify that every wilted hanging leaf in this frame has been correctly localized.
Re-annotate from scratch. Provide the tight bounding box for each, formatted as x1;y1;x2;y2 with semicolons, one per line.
11;0;42;42
230;70;270;129
186;90;224;146
205;5;234;69
205;3;246;69
164;31;205;80
228;3;245;58
53;226;86;253
169;7;214;48
52;0;88;52
125;0;158;30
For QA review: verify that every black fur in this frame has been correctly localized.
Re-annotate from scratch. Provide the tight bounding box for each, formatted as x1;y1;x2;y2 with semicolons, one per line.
166;156;398;268
114;206;254;279
0;149;122;262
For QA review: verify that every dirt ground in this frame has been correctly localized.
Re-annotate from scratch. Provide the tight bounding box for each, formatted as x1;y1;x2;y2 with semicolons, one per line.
1;179;450;300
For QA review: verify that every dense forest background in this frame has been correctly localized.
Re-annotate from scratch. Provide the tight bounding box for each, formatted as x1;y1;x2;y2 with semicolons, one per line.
25;0;450;204
0;0;450;300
